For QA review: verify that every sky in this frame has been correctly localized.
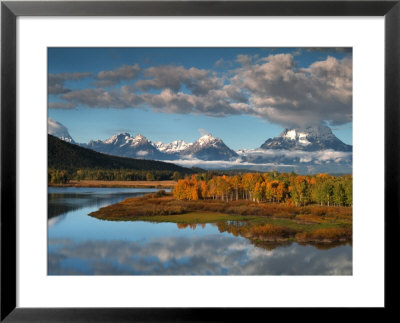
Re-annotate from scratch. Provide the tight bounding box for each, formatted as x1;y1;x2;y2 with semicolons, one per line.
48;47;352;150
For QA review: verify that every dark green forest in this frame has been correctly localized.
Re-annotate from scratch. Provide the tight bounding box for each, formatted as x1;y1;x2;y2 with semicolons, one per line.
48;135;195;183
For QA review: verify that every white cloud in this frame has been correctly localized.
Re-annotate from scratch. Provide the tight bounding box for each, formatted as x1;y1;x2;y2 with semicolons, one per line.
49;52;352;128
48;72;91;94
135;65;223;95
239;148;352;162
157;148;352;171
232;54;352;127
48;102;77;109
47;118;74;142
48;118;68;137
94;64;140;87
48;236;352;275
136;150;148;156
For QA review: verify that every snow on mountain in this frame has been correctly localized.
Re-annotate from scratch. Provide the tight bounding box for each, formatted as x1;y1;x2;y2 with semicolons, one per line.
74;125;352;173
180;134;238;161
84;132;166;159
231;125;352;173
154;140;192;154
47;118;75;144
83;132;238;161
260;125;352;152
197;134;218;146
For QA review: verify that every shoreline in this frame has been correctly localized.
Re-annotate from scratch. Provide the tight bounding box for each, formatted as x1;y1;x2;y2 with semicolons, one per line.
89;193;352;245
48;179;177;189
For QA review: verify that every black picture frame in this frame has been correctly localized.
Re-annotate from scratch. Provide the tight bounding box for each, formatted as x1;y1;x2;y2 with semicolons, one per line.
1;1;399;321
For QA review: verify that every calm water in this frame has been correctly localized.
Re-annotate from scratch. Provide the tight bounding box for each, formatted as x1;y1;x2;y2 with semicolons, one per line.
48;187;352;275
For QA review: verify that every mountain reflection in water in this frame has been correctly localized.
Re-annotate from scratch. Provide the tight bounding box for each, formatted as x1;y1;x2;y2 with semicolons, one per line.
48;233;352;275
48;187;352;275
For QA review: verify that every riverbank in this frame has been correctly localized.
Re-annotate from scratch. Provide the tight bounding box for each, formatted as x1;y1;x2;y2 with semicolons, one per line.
48;180;177;188
89;192;352;244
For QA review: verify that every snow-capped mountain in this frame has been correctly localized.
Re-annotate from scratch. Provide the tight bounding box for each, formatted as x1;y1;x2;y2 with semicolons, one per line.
47;117;352;173
260;125;352;152
180;134;238;161
81;133;237;161
47;118;75;144
154;140;192;154
82;133;238;161
83;133;166;159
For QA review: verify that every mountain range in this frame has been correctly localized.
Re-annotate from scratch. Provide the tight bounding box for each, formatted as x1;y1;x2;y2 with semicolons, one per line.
48;120;352;174
48;134;194;174
83;132;239;161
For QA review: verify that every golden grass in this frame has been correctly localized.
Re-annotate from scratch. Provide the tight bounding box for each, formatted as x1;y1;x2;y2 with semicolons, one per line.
49;180;177;188
296;227;352;243
249;224;298;239
89;192;352;244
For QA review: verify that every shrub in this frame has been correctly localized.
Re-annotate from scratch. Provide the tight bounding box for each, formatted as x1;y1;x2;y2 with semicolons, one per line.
296;227;352;242
250;224;297;239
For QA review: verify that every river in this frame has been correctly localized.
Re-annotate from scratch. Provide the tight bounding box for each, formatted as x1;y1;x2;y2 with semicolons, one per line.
48;187;352;275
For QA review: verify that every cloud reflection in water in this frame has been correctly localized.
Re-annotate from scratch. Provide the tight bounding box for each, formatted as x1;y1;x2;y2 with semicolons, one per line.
49;234;352;275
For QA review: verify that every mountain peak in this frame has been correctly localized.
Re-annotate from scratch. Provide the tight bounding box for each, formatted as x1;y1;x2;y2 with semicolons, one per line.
104;132;132;144
280;125;333;140
261;125;352;152
181;133;237;161
134;134;148;141
197;133;221;146
84;132;164;159
199;133;214;140
154;139;192;153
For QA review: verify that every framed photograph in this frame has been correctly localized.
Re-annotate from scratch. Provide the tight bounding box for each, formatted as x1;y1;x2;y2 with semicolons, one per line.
1;0;399;320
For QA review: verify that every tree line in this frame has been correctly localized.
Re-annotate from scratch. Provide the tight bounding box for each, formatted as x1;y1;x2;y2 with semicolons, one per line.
173;172;352;207
48;168;184;184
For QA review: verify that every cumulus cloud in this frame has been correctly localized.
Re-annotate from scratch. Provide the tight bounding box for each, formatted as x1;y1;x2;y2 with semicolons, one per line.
47;118;74;141
93;64;140;87
48;72;91;95
49;52;352;128
61;87;143;108
232;54;352;127
236;54;253;66
305;47;352;54
135;65;223;95
48;102;77;109
141;88;242;116
214;58;226;67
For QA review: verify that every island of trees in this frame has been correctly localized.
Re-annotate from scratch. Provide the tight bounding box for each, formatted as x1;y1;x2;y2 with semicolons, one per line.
173;172;352;207
49;133;353;247
89;172;352;247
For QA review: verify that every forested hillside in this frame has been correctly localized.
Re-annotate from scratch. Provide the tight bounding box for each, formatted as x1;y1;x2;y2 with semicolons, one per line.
48;134;194;172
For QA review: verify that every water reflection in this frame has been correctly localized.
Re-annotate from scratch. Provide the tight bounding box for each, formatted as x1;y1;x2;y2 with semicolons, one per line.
48;234;352;275
176;222;351;251
48;187;352;275
48;214;67;228
176;223;206;230
48;187;163;218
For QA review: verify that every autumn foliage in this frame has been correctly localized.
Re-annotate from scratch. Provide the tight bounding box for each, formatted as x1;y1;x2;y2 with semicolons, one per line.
249;224;297;240
173;172;352;207
296;227;352;243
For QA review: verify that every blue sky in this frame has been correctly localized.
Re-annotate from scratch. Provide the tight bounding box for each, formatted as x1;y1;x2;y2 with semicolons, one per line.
48;48;352;150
